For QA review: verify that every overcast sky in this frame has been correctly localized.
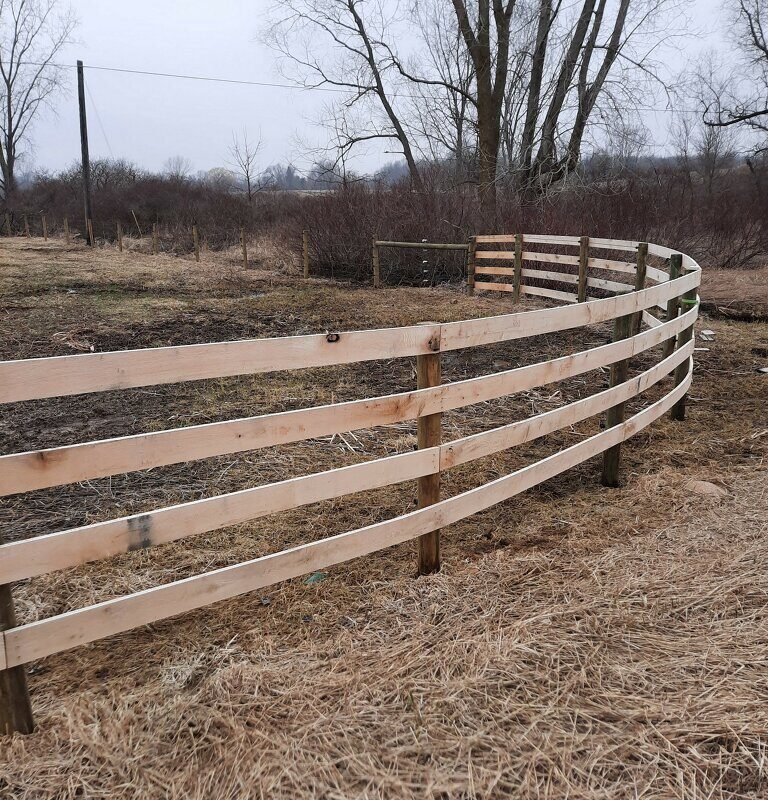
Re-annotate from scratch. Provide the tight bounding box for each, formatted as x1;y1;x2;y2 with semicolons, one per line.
26;0;726;178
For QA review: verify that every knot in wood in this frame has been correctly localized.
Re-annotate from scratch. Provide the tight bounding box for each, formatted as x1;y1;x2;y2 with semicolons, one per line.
326;333;340;343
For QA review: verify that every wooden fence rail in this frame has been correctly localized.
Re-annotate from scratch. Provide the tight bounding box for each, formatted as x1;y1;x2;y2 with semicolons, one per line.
0;234;701;734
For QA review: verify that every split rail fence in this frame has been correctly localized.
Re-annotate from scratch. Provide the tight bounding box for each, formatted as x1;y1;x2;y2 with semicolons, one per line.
0;234;701;733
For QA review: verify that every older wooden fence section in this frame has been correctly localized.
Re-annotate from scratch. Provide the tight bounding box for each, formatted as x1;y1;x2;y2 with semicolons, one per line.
0;236;701;733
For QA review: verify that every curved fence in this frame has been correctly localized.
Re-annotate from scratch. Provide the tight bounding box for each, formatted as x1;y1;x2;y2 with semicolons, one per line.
0;235;701;733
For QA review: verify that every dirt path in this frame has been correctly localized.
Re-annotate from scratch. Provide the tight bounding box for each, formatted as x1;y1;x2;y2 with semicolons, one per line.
0;238;766;799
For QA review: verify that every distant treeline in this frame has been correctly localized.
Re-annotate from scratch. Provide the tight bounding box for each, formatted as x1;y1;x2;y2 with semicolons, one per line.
5;152;766;283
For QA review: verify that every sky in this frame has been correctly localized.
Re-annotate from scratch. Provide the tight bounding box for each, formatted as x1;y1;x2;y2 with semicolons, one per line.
25;0;727;179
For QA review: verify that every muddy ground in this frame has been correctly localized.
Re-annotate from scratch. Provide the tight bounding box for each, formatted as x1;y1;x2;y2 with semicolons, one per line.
0;236;766;799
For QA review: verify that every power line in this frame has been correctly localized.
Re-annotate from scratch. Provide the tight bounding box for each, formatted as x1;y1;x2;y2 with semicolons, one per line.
19;59;705;113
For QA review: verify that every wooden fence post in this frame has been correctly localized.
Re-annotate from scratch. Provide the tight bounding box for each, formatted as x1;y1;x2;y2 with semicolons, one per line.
151;223;158;254
302;229;310;278
513;233;523;302
466;237;476;295
0;579;34;735
41;215;48;241
416;323;442;575
661;254;681;361
240;228;248;269
4;212;10;236
23;215;30;237
600;310;633;487
192;226;200;262
372;239;380;288
63;217;70;244
117;222;123;252
87;218;95;247
633;242;648;334
577;235;589;303
671;255;696;421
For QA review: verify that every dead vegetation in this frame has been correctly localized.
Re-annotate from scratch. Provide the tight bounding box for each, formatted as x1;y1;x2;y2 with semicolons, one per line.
0;237;766;798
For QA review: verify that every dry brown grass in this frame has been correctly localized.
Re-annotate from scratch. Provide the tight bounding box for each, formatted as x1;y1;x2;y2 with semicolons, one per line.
0;236;766;798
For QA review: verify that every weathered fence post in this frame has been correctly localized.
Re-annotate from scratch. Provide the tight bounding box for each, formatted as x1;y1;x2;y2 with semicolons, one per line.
466;236;476;295
0;578;34;735
41;215;48;241
192;226;200;262
4;212;10;237
151;223;158;254
23;215;30;238
671;254;696;421
661;254;681;361
302;229;310;278
601;310;633;487
117;222;123;252
513;233;523;302
63;217;70;244
372;239;380;288
633;242;648;334
416;322;442;575
577;235;589;303
240;228;248;269
87;219;94;247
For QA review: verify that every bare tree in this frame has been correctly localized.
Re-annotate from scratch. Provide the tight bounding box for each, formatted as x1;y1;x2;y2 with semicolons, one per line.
266;0;425;192
0;0;75;202
229;130;264;202
163;155;192;182
703;0;768;145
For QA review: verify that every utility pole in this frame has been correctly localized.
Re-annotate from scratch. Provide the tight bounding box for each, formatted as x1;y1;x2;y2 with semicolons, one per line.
77;60;93;246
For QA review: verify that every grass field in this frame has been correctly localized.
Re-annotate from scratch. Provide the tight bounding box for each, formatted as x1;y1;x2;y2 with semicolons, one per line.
1;236;767;798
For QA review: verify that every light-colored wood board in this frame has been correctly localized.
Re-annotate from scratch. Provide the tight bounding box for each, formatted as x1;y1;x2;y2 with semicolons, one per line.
475;267;515;276
3;367;692;667
586;238;640;253
521;269;578;285
522;251;580;266
0;304;698;496
474;281;515;292
442;338;694;468
520;285;578;303
0;450;439;584
586;276;635;293
475;250;516;260
440;269;700;351
587;257;636;275
0;324;441;404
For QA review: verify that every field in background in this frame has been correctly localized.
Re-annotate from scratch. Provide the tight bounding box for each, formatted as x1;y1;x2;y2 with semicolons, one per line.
0;237;767;798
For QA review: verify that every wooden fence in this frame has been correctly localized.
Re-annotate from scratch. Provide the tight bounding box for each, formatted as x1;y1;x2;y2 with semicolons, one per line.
0;235;701;733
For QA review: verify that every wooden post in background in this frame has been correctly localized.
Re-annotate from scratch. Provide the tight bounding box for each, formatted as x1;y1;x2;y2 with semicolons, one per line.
4;212;10;236
661;254;681;361
63;217;70;244
41;215;48;241
465;237;476;292
117;222;123;252
372;239;380;288
600;310;633;487
193;226;200;262
151;223;158;254
416;323;441;575
23;215;29;237
240;227;248;269
302;229;310;278
671;254;696;421
632;242;648;334
466;236;476;295
513;233;523;302
0;578;34;735
87;218;94;247
577;235;589;302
